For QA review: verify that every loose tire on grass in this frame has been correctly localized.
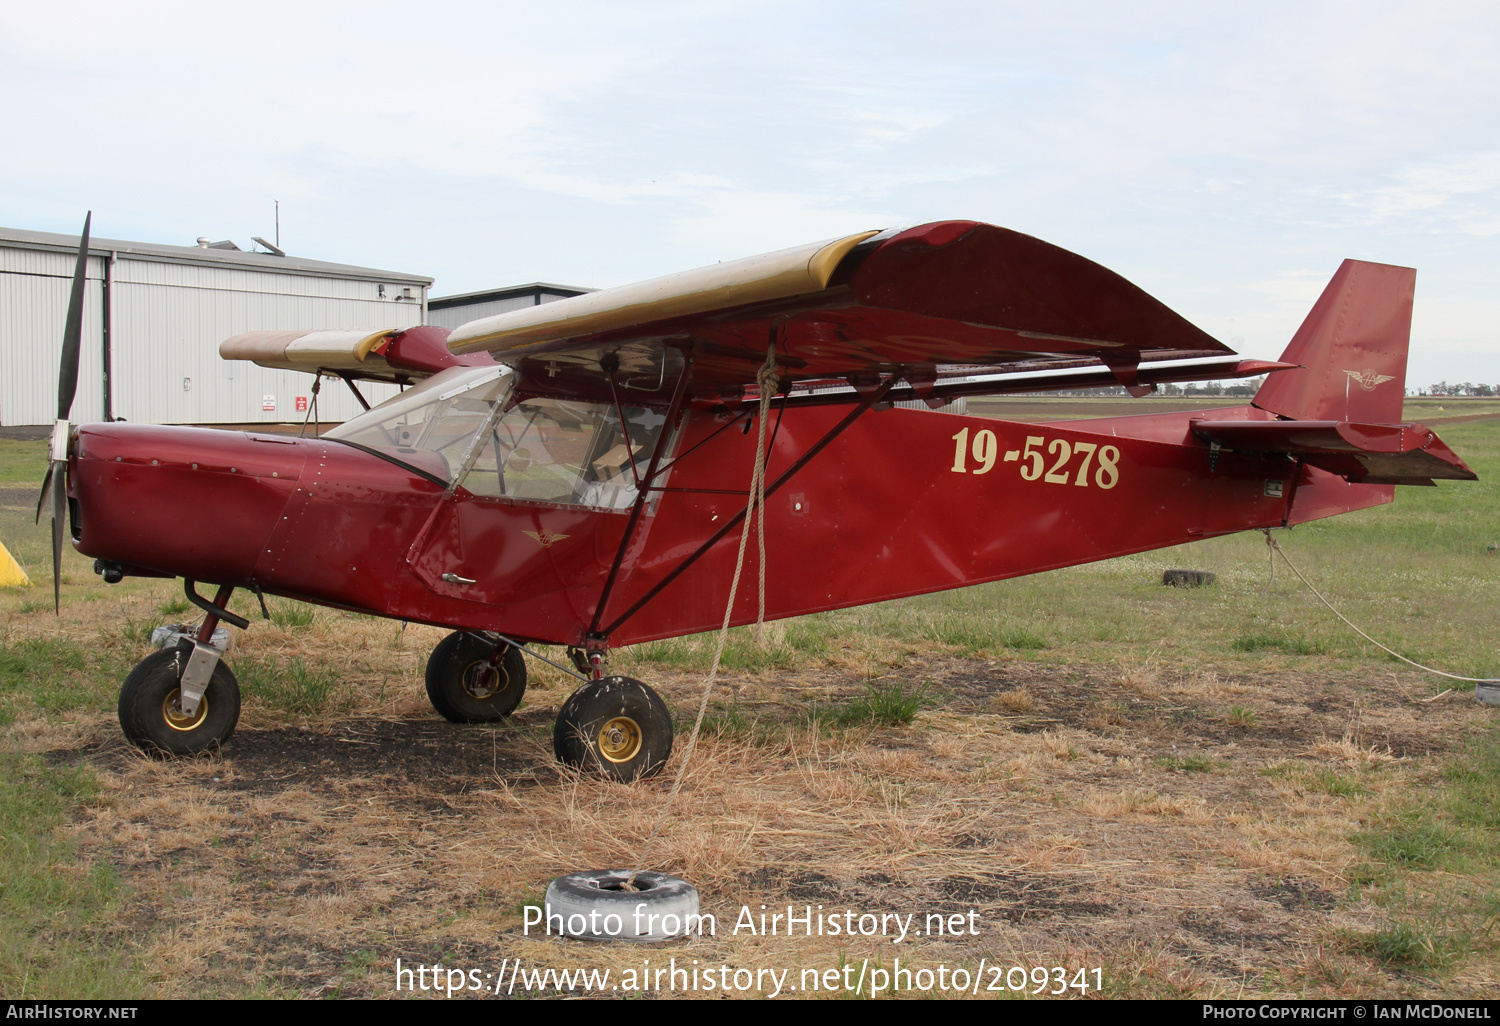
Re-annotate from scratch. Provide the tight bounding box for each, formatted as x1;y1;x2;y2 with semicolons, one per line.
424;632;527;723
543;870;700;942
553;676;672;782
118;647;240;756
1162;569;1217;588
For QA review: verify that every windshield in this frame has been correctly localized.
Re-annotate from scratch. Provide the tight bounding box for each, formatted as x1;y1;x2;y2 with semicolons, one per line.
325;366;515;483
324;365;671;509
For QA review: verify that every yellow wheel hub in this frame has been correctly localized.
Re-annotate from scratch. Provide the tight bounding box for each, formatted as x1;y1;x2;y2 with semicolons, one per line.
162;688;208;732
462;661;501;700
597;716;642;763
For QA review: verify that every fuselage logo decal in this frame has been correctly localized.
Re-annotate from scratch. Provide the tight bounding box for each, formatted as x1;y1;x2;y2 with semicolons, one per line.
523;529;570;548
1344;369;1394;391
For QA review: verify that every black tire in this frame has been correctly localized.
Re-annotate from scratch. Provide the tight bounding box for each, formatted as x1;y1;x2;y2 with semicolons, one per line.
543;870;700;942
425;632;526;723
553;676;673;782
118;647;240;757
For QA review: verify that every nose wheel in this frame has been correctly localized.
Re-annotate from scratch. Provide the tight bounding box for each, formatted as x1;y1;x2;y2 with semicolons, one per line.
553;676;673;782
424;632;527;723
118;647;240;756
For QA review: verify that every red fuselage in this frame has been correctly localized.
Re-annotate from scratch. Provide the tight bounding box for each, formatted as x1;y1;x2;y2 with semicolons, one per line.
69;403;1379;649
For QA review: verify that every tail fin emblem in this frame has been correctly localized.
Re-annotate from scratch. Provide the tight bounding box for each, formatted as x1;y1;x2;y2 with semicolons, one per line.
1344;369;1394;391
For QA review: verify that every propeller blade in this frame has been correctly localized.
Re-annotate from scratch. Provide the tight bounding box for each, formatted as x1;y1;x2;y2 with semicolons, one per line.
57;212;91;422
35;463;53;526
51;476;64;613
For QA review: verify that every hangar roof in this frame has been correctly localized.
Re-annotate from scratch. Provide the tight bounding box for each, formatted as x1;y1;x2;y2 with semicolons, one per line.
428;282;594;308
0;225;432;285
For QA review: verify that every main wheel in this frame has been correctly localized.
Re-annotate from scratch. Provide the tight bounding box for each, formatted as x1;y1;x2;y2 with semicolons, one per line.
553;676;673;782
118;647;240;756
425;632;527;723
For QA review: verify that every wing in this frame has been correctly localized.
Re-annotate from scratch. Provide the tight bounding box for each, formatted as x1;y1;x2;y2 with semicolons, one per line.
446;220;1239;401
220;325;491;384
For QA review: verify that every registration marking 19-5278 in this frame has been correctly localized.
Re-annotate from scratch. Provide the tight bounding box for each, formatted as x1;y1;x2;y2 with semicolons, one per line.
950;429;1119;489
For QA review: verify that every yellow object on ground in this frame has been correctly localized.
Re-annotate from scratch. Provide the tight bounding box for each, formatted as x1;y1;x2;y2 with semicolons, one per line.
0;542;31;588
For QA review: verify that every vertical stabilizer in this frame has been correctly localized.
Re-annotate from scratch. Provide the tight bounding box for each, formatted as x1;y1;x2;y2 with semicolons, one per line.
1253;259;1414;423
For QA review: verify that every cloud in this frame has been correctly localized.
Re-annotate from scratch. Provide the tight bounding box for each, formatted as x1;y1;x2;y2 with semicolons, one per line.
1336;153;1500;235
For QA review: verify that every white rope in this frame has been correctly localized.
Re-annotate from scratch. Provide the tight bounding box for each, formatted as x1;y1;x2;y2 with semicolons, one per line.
628;344;779;882
1263;530;1496;684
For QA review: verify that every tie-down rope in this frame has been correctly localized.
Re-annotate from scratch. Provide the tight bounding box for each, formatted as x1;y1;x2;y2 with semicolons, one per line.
628;344;779;881
1263;530;1496;685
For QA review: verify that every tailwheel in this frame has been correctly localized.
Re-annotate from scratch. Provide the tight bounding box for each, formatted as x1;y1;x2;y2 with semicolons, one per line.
553;676;673;782
118;647;240;756
425;632;527;723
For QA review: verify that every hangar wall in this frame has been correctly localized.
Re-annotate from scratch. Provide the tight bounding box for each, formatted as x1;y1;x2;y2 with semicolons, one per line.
0;227;432;426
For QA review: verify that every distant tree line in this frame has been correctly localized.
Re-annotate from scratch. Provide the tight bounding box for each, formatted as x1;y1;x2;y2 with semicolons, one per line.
1410;382;1497;397
1007;378;1498;400
1010;378;1266;398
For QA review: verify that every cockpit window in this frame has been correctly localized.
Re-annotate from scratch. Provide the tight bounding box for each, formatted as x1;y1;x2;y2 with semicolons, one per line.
324;366;514;483
460;398;666;508
324;366;670;509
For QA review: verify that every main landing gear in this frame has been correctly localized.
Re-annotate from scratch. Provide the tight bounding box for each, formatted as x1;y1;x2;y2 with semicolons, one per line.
424;632;527;723
420;633;672;781
421;633;674;782
553;675;674;783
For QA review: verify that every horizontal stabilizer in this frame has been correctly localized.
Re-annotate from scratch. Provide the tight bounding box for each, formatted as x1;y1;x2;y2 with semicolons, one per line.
1190;419;1476;484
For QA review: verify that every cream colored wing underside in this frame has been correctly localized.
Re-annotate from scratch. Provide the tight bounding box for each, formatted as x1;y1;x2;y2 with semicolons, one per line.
445;230;880;357
219;328;399;373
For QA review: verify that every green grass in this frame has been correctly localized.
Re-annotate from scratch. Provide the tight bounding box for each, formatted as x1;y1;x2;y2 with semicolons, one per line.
156;598;192;617
800;680;936;731
1355;820;1460;869
1157;755;1217;773
0;637;130;714
1224;705;1259;727
626;620;831;673
0;439;49;487
236;656;341;716
268;601;317;629
1348;920;1467;971
0;751;149;998
1231;632;1328;656
833;680;934;726
1344;725;1500;978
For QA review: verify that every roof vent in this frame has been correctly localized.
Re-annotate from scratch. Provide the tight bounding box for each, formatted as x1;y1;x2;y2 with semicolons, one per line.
206;240;241;251
196;237;211;248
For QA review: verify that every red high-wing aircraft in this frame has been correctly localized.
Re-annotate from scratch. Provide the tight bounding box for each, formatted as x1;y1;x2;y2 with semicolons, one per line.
41;218;1475;780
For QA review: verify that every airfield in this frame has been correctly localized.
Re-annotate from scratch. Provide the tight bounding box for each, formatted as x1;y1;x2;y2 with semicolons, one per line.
1;396;1496;999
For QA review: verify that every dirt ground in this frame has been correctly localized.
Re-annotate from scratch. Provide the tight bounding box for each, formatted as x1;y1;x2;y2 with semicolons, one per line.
38;651;1497;999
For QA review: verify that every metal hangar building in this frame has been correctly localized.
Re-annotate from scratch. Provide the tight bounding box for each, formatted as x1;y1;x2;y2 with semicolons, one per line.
426;282;592;330
0;226;432;427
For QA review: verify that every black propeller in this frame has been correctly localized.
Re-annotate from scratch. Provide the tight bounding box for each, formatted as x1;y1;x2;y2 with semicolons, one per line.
37;212;91;613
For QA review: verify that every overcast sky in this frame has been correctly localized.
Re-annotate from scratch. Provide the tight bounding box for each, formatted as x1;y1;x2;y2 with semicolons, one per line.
3;0;1497;386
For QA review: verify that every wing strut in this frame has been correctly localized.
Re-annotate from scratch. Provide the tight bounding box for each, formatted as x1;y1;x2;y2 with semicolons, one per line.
597;374;898;638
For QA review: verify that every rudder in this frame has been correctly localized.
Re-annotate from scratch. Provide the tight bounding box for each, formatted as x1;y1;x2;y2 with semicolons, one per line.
1253;259;1415;423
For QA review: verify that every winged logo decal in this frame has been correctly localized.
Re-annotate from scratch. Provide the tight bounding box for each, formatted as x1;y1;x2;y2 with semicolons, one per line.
523;529;571;548
1344;369;1395;391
